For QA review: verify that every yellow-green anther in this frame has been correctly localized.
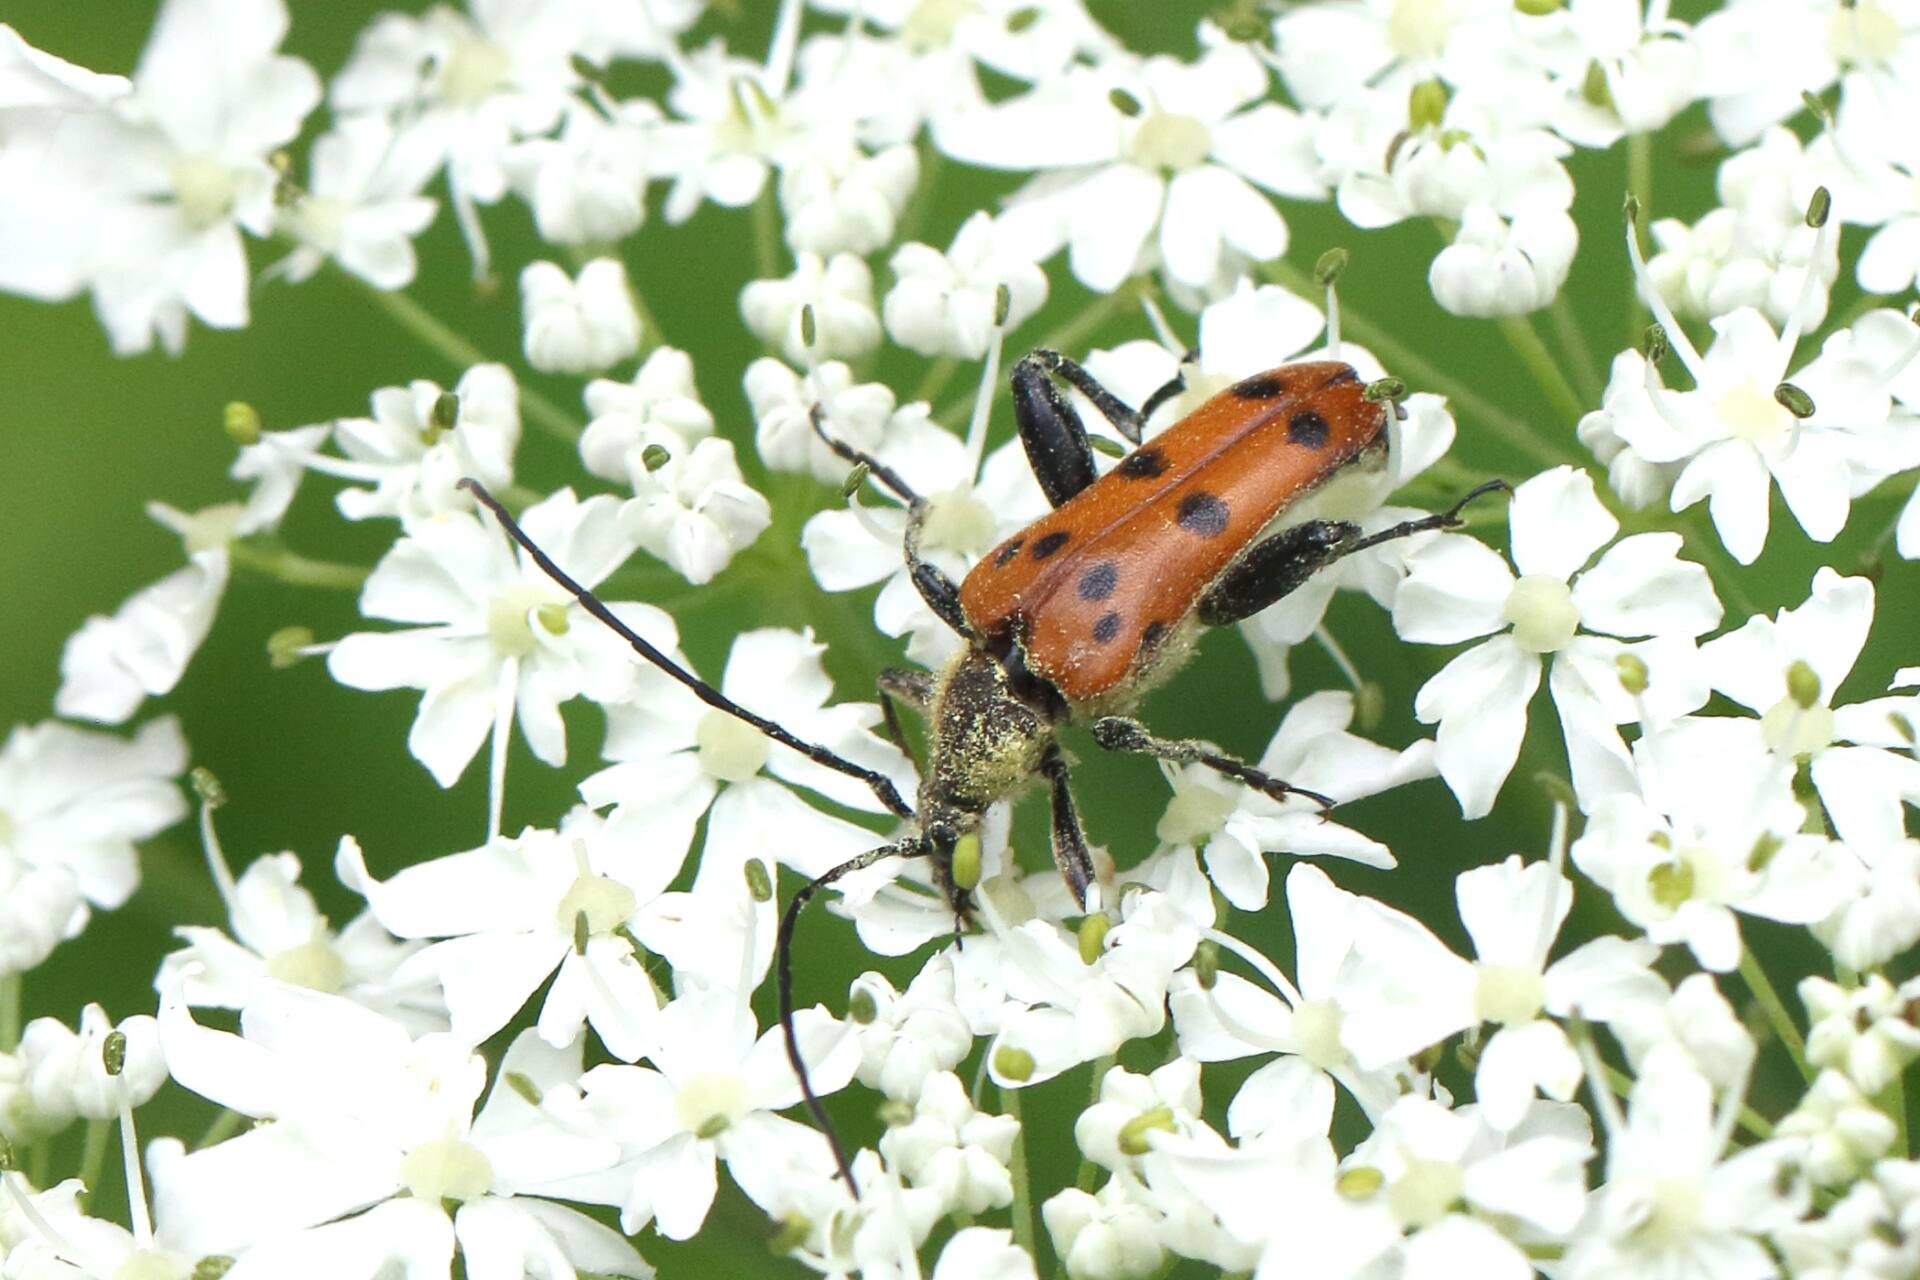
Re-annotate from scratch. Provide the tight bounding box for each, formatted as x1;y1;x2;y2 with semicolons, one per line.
1581;60;1612;108
193;1258;235;1280
878;1098;915;1127
103;1031;127;1076
994;1045;1035;1082
1775;382;1816;419
1363;377;1406;404
951;831;982;891
1193;939;1220;990
1006;6;1040;32
191;766;228;809
1514;0;1563;13
695;1114;730;1139
769;1214;811;1255
430;390;461;434
994;282;1012;327
1315;247;1349;286
1616;652;1650;695
574;910;590;955
1649;829;1673;850
1648;859;1694;907
224;401;262;447
1090;435;1127;458
1078;912;1112;965
1452;1038;1479;1072
1807;185;1832;228
1118;1107;1176;1155
1644;323;1668;364
1623;193;1641;224
1408;78;1448;131
745;858;773;902
849;988;878;1024
842;461;871;499
800;304;817;349
267;625;315;669
642;443;671;471
506;1071;542;1105
1889;711;1915;744
1337;1166;1384;1198
1749;831;1783;872
536;602;569;635
1109;87;1142;116
1787;659;1822;709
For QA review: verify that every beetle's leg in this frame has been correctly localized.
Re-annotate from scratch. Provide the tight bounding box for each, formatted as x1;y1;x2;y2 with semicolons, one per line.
464;479;916;821
809;407;972;639
1089;717;1335;809
1197;480;1512;626
877;666;934;756
1134;346;1198;427
1023;348;1147;445
1011;353;1101;507
778;834;927;1200
1039;742;1095;909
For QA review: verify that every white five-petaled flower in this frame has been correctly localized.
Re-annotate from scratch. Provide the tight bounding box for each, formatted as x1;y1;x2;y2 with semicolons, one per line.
317;364;523;522
1394;465;1721;817
520;258;643;374
884;211;1049;360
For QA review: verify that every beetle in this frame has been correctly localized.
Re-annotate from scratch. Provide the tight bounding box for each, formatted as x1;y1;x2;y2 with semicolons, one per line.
462;347;1503;1196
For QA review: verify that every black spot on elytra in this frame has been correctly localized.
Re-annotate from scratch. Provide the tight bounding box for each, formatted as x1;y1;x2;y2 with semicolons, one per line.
1288;410;1330;448
1139;621;1168;653
1117;447;1168;479
1321;366;1360;388
1031;530;1071;560
1092;611;1124;644
1078;561;1119;601
1232;372;1287;399
1175;491;1230;537
993;539;1024;568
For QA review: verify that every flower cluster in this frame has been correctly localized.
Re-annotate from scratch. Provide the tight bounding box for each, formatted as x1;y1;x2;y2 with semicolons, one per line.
6;2;1920;1280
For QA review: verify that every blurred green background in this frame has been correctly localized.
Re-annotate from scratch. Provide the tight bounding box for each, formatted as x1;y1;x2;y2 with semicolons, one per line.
4;1;1915;1273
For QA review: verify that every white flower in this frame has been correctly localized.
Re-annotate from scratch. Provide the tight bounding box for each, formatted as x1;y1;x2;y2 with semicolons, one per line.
326;364;522;521
931;1228;1037;1280
521;258;642;375
1429;204;1578;317
0;854;79;978
884;212;1049;359
848;957;974;1101
580;346;716;474
879;1071;1019;1215
619;436;771;585
1607;973;1758;1094
326;489;642;836
273;115;439;289
1778;1070;1899;1187
1802;974;1920;1095
779;140;918;255
503;99;655;246
1040;1180;1167;1280
1543;0;1701;146
745;357;896;483
1394;466;1720;817
20;1005;164;1120
739;251;881;362
1694;0;1920;147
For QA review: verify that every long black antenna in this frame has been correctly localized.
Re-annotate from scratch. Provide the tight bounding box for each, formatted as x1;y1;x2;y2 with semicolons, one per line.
460;479;915;821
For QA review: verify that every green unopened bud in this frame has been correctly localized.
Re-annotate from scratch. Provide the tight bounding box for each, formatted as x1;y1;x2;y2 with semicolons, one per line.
1889;711;1916;744
1337;1166;1384;1198
878;1098;915;1127
994;1045;1035;1082
102;1031;126;1076
1078;912;1111;965
1786;659;1822;709
535;603;569;635
1648;829;1673;851
193;1258;235;1280
1193;939;1220;990
1514;0;1563;13
224;401;262;447
430;390;461;436
1648;859;1693;907
641;443;672;472
505;1072;542;1105
1643;323;1668;365
1408;78;1449;131
1363;377;1407;404
1090;435;1127;458
800;304;817;350
951;831;982;891
1109;87;1142;117
1315;247;1350;286
1616;652;1650;695
191;766;227;809
841;461;871;499
1774;381;1816;419
1581;60;1613;109
849;987;878;1024
574;910;590;955
1748;831;1783;872
993;282;1012;327
768;1214;811;1255
267;625;316;669
1006;7;1040;33
1807;185;1832;228
1118;1107;1176;1155
744;858;773;902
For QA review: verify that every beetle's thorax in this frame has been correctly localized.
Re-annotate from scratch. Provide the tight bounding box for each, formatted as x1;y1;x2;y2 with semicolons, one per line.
917;644;1055;824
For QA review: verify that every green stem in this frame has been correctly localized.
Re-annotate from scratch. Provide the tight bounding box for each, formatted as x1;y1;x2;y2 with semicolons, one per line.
1548;290;1604;408
1626;131;1654;348
1739;945;1813;1082
77;1118;111;1203
1262;259;1563;468
0;974;18;1052
196;1107;246;1151
228;541;370;591
753;185;782;282
1002;1083;1035;1255
1496;312;1589;436
357;279;582;443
